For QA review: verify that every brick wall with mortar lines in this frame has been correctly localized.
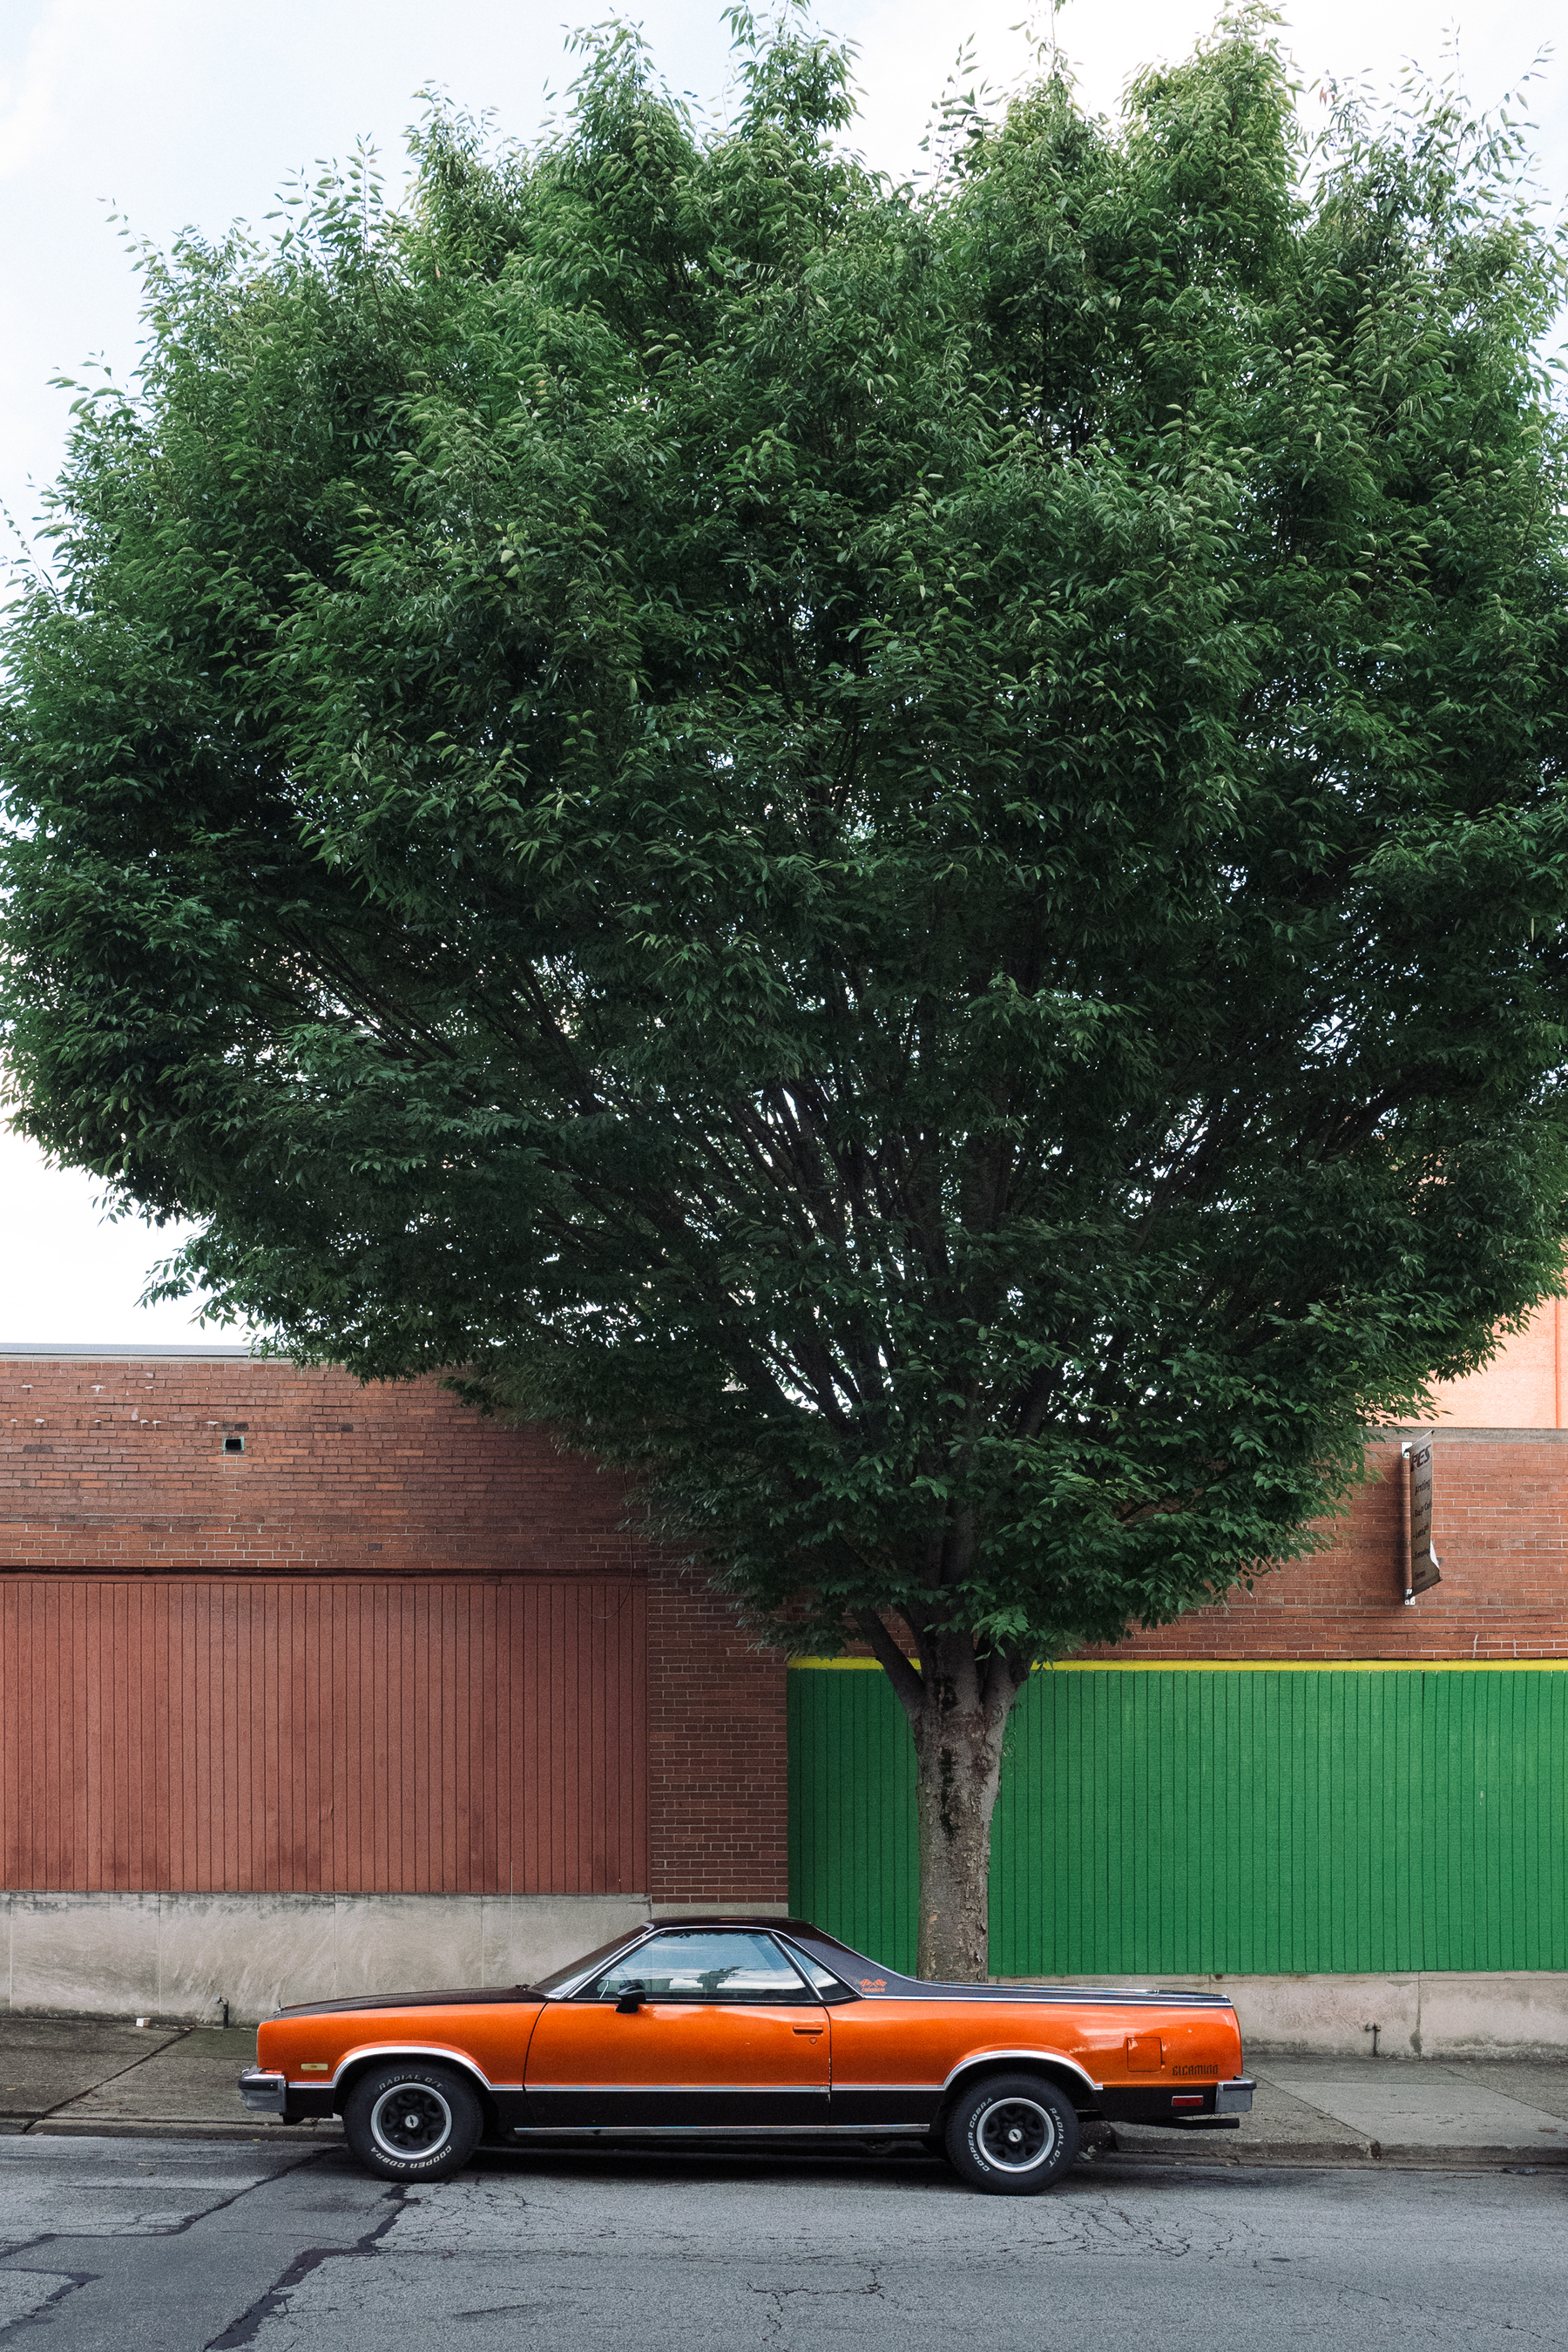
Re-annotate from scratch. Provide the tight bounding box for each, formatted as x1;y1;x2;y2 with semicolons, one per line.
0;1355;788;1906
646;1565;787;1907
819;1432;1568;1665
1085;1432;1568;1661
0;1355;637;1577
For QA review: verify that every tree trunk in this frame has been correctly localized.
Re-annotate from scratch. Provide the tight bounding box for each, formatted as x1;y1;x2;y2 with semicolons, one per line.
856;1618;1028;1981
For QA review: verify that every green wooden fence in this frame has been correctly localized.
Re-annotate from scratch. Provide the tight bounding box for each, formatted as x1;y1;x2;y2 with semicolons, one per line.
786;1663;1568;1977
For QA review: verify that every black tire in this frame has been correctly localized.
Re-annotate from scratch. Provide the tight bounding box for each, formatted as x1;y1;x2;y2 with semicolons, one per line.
943;2072;1079;2194
342;2061;483;2182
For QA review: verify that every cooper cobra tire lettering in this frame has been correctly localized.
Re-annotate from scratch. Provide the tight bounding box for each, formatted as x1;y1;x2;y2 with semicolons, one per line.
943;2072;1079;2196
343;2060;483;2182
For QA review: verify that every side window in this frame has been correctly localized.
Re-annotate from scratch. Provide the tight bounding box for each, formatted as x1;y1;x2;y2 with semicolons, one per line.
584;1931;814;2004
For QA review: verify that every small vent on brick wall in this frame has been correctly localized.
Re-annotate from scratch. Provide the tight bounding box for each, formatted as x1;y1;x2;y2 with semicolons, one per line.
22;1444;53;1455
223;1435;246;1456
339;1423;355;1432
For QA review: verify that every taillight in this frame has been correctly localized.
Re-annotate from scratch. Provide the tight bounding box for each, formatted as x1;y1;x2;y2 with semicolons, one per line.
1172;2095;1204;2109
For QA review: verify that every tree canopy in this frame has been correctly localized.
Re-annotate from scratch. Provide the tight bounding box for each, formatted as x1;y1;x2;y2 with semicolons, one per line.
5;9;1568;1971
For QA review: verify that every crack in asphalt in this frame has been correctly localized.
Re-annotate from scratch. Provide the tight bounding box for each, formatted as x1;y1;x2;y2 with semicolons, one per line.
447;2302;551;2323
203;2186;409;2349
0;2265;99;2335
0;2149;329;2251
1299;2267;1568;2345
748;2272;887;2346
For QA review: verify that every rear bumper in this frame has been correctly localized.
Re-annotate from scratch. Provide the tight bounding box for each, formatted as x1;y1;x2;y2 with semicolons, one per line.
238;2070;287;2116
1094;2076;1254;2127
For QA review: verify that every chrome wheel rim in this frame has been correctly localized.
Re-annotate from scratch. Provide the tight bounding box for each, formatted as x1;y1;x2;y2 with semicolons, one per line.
369;2081;453;2160
976;2095;1056;2173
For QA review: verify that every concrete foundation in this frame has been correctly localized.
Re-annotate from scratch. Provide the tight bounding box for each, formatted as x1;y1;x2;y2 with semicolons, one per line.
0;1893;652;2024
6;1896;1567;2052
1047;1970;1568;2058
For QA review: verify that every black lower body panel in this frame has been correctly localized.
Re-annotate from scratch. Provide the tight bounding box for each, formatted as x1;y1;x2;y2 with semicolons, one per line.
281;2087;336;2124
522;2089;831;2129
1093;2086;1222;2125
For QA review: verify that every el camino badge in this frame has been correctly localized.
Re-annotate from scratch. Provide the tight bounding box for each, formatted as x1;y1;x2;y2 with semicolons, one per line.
860;1977;887;1992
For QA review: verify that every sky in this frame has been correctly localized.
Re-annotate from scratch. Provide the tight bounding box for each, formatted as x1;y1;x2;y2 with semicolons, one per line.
2;0;1565;1346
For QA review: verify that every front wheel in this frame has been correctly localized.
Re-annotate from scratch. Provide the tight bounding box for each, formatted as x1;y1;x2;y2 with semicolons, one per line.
343;2061;483;2181
943;2072;1078;2194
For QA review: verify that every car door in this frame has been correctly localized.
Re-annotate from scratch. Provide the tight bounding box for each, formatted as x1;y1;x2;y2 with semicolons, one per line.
524;1929;829;2128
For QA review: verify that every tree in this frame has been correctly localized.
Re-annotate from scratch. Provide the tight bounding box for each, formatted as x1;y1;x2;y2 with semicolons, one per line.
5;11;1568;1977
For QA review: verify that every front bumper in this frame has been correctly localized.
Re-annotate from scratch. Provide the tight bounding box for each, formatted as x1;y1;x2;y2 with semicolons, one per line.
238;2069;287;2116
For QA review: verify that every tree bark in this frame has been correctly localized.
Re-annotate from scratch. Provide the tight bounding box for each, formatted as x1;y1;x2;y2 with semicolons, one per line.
855;1615;1028;1981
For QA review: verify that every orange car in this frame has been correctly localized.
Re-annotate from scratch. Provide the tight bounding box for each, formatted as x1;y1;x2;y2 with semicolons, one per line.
239;1916;1253;2195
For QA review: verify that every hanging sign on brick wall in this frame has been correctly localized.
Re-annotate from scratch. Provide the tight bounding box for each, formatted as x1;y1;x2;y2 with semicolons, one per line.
1403;1434;1442;1599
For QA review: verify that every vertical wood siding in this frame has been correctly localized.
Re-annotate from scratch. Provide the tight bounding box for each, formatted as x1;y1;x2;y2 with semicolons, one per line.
0;1578;647;1895
787;1665;1568;1977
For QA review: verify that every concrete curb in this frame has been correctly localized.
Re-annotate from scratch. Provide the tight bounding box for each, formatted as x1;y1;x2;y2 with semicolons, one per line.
1098;2141;1568;2171
21;2118;343;2144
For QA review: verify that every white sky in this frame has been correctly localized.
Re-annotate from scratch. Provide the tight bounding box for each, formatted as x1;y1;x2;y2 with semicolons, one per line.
2;0;1565;1345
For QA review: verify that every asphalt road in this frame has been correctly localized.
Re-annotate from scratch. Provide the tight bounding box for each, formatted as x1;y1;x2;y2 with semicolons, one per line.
0;2136;1562;2351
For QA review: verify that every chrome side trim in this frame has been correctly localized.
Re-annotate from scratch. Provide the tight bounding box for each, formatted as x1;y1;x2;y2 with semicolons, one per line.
940;2049;1100;2097
322;2045;520;2094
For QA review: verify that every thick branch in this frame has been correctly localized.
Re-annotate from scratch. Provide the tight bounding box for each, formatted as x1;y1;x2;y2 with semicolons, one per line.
854;1609;925;1723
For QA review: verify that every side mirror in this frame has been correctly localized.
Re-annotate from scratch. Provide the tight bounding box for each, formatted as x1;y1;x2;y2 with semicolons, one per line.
615;1982;646;2015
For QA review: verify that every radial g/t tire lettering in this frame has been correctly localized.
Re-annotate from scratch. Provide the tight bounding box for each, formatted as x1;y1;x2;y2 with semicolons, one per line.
943;2072;1079;2194
343;2060;483;2181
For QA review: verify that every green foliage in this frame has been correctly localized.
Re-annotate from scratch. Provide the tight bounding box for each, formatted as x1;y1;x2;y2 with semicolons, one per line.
6;11;1568;1666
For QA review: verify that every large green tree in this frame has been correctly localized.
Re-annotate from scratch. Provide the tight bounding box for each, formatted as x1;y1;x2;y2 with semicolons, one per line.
5;13;1568;1975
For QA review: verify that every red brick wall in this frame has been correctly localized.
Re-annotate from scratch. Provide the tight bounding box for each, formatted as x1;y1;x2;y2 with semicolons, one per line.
0;1354;636;1577
1092;1431;1568;1660
646;1565;787;1908
0;1352;788;1904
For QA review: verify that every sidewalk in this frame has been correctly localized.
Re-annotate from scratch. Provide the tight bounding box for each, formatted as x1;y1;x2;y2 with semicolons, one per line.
3;2018;1567;2167
1110;2052;1568;2168
0;2019;339;2146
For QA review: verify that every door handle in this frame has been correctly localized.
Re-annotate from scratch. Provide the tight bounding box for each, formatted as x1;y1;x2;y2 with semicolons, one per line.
793;2027;823;2037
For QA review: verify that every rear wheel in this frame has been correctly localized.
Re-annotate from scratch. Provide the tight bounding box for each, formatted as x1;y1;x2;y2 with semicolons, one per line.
943;2072;1078;2195
343;2061;483;2182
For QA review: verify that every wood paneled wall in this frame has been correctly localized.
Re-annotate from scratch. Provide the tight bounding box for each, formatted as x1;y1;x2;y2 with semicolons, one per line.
0;1578;647;1896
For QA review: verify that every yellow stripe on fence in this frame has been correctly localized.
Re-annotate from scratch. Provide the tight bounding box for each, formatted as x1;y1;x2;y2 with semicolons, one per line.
786;1655;1568;1673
